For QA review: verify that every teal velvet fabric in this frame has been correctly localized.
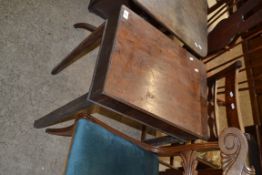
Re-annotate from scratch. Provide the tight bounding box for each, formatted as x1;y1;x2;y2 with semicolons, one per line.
65;119;159;175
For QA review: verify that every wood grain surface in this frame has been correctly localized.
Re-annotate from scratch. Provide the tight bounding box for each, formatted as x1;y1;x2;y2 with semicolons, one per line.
101;6;208;138
133;0;208;57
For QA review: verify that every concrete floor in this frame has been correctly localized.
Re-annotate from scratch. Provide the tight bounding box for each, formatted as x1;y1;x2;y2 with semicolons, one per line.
0;0;112;174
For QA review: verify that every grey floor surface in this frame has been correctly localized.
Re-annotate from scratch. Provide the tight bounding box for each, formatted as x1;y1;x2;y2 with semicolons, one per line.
0;0;142;174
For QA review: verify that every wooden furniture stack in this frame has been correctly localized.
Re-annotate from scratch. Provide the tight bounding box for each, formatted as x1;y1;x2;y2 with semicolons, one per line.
204;0;262;174
34;0;261;174
243;26;262;175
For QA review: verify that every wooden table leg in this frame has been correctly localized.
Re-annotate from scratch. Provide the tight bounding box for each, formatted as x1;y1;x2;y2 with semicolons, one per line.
34;93;94;128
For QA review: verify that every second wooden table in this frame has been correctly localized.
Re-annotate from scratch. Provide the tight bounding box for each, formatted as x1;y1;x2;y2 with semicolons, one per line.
88;5;208;140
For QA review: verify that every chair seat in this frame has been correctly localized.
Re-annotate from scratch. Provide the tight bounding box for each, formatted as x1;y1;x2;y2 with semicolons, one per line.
65;119;159;175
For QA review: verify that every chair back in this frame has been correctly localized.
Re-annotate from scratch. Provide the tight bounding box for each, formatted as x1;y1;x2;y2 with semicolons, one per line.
207;61;243;140
208;0;262;54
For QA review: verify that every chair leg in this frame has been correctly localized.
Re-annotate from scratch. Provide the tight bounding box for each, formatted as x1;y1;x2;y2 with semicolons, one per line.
141;125;147;141
51;23;105;75
219;127;256;175
180;150;198;175
34;93;94;128
46;124;74;137
74;23;97;32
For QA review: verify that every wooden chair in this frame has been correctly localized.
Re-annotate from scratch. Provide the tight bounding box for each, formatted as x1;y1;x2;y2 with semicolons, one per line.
33;2;258;173
208;0;262;55
45;115;253;175
34;60;255;174
63;116;216;175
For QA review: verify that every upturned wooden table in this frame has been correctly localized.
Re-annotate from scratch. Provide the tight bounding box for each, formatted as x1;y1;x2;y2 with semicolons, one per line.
89;0;208;57
88;6;208;140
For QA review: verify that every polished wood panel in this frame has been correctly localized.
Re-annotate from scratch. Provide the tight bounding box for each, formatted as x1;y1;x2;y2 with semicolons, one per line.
88;0;208;57
89;6;208;139
133;0;208;57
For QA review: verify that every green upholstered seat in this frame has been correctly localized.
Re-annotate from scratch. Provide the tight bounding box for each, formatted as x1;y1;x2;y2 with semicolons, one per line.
65;119;159;175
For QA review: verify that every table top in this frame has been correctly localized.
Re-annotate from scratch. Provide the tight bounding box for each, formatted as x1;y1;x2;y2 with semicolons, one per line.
133;0;208;57
88;0;208;57
89;6;208;140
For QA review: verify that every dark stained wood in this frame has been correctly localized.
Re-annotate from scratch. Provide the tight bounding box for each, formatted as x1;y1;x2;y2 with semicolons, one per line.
88;0;129;19
34;92;142;131
36;3;245;143
144;136;182;146
208;0;262;54
79;115;220;156
224;67;241;128
219;127;256;175
203;30;262;62
159;169;182;175
34;3;256;174
207;61;243;140
74;22;97;32
33;93;95;128
88;0;175;39
140;125;147;141
206;61;243;140
51;23;105;75
43;113;219;158
89;6;208;140
206;73;218;141
88;0;208;57
243;30;262;125
160;168;222;175
245;125;262;175
243;28;262;174
133;0;208;57
45;124;74;137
